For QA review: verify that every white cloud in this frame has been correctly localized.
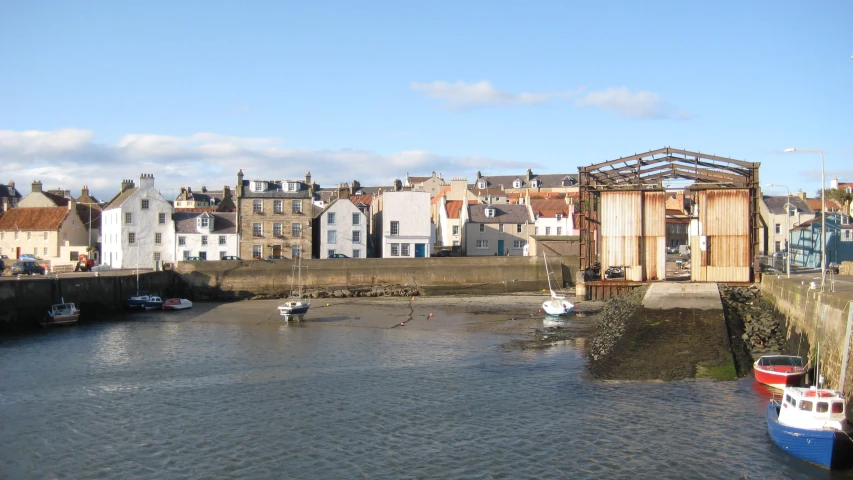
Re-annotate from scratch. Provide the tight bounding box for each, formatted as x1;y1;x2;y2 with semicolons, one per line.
411;80;581;111
575;87;691;119
0;129;531;201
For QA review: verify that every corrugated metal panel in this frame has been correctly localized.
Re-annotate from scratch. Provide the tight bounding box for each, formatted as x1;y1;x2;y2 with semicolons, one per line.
643;191;666;281
601;192;642;279
691;189;750;282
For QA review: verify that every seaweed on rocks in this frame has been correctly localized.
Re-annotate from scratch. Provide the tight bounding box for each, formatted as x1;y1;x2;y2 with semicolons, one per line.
587;285;649;361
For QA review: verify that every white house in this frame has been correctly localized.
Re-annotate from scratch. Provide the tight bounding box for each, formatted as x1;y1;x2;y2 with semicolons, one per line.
380;191;434;258
102;174;175;268
174;212;239;260
317;198;368;258
435;196;469;250
530;198;577;236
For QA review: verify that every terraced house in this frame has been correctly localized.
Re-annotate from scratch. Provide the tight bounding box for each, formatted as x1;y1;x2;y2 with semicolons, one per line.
236;170;314;260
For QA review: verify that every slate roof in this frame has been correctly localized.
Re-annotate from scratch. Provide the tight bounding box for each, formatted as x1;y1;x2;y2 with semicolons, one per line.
76;204;101;229
0;207;70;231
241;179;312;198
468;204;532;224
475;171;578;190
104;187;140;210
0;184;22;200
173;212;237;234
530;199;569;218
763;195;814;216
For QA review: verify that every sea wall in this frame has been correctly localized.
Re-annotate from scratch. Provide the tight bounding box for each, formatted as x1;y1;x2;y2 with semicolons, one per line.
173;256;578;299
761;275;853;400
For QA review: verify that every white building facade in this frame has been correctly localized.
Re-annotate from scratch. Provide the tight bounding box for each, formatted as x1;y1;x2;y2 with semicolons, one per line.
102;175;176;268
318;199;368;258
174;212;239;260
380;191;434;258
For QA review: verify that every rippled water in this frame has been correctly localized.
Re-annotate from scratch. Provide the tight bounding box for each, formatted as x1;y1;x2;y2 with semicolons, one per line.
2;312;852;479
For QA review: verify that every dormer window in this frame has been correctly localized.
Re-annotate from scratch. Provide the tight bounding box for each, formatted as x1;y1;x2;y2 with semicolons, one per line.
288;182;299;192
513;179;522;188
199;217;209;228
485;207;496;218
478;180;487;189
530;179;540;188
556;213;563;221
253;181;265;192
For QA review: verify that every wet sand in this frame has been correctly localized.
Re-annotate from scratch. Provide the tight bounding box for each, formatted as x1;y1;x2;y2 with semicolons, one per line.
141;293;604;340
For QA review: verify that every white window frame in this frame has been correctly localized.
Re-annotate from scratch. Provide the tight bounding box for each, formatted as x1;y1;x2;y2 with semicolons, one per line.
253;223;263;237
273;223;282;237
273;200;282;213
353;249;361;258
178;236;186;246
479;224;485;233
125;212;132;224
292;200;302;214
352;213;360;225
390;243;400;256
201;235;208;246
141;199;150;210
328;212;336;225
328;230;337;244
155;232;162;244
219;236;226;246
476;240;488;249
352;230;361;244
390;221;399;236
253;245;262;259
401;244;410;256
159;212;166;224
253;200;263;213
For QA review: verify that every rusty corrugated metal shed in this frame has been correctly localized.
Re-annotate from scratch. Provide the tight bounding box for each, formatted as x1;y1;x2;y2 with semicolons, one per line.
692;189;751;282
642;191;666;281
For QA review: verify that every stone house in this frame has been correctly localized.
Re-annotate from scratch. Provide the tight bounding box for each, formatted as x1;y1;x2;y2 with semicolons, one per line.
0;181;22;213
101;175;175;268
405;171;447;198
465;203;533;256
530;198;576;237
174;212;239;260
174;185;235;211
759;195;814;256
236;170;314;260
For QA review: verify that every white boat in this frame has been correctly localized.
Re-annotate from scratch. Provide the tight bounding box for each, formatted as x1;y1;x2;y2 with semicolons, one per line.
542;252;575;316
42;302;80;327
278;249;310;321
162;298;193;310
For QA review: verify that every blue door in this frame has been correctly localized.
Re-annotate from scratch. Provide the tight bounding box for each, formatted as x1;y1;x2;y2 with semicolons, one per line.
415;243;425;257
497;240;505;256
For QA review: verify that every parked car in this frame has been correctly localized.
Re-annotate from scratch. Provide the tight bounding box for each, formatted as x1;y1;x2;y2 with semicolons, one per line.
665;246;678;255
435;250;452;257
328;254;349;259
183;256;203;261
220;256;241;260
11;261;46;275
90;264;111;272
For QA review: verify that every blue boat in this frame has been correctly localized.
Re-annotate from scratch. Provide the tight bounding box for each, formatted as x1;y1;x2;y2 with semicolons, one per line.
127;292;164;310
766;386;853;469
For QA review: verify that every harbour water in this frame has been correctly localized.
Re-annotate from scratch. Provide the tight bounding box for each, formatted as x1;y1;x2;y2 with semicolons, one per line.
1;307;852;479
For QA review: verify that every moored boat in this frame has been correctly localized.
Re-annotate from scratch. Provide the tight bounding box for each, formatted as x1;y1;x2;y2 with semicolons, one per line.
542;252;575;316
766;386;853;469
278;297;310;317
42;302;80;327
162;298;193;310
753;355;806;389
127;293;164;310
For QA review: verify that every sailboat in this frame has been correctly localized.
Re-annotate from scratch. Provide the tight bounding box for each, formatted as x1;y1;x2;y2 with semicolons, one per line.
766;342;853;469
277;247;310;320
541;252;575;316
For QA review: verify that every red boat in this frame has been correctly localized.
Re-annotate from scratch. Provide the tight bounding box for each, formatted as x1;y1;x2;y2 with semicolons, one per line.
753;355;806;389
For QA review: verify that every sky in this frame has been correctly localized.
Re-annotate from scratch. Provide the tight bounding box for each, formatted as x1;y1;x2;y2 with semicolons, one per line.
1;0;851;202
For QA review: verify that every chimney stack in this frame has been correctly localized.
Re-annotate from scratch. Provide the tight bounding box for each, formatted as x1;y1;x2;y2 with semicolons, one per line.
305;171;312;186
236;169;244;197
139;173;155;189
121;179;135;192
31;180;43;193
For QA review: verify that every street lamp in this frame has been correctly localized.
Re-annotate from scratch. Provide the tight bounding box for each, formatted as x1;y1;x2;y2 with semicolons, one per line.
784;148;825;290
765;183;792;278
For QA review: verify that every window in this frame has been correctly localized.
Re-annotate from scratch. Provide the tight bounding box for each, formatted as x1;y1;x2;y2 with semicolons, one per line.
557;227;562;235
485;208;495;217
328;212;336;225
128;232;136;244
353;249;361;258
273;223;282;237
401;244;410;256
27;232;31;240
535;227;538;235
291;245;300;258
288;182;298;192
513;240;526;249
253;200;263;213
452;226;459;236
254;181;264;191
328;230;337;244
219;252;227;259
476;240;489;249
513;179;522;188
44;247;48;256
253;223;263;237
478;180;487;189
517;224;522;233
327;250;336;257
775;223;781;234
159;212;166;224
199;252;207;260
391;243;400;256
352;213;360;225
154;252;161;262
253;245;262;259
789;208;795;217
44;232;48;241
292;223;302;236
292;200;302;214
155;233;162;244
545;227;551;235
125;212;132;224
847;230;851;241
201;236;208;246
199;217;209;228
183;251;191;260
14;232;18;240
498;224;503;232
352;231;361;243
141;199;149;209
775;241;781;252
390;221;399;235
479;224;485;233
273;200;282;213
178;236;186;246
219;236;227;245
452;240;460;246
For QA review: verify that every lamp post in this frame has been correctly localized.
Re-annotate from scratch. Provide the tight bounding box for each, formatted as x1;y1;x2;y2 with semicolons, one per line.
785;148;825;290
765;184;791;278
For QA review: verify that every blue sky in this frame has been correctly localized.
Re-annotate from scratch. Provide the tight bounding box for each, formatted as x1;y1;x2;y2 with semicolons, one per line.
1;0;851;201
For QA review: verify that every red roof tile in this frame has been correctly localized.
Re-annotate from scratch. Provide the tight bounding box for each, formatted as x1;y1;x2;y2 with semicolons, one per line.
0;207;70;231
